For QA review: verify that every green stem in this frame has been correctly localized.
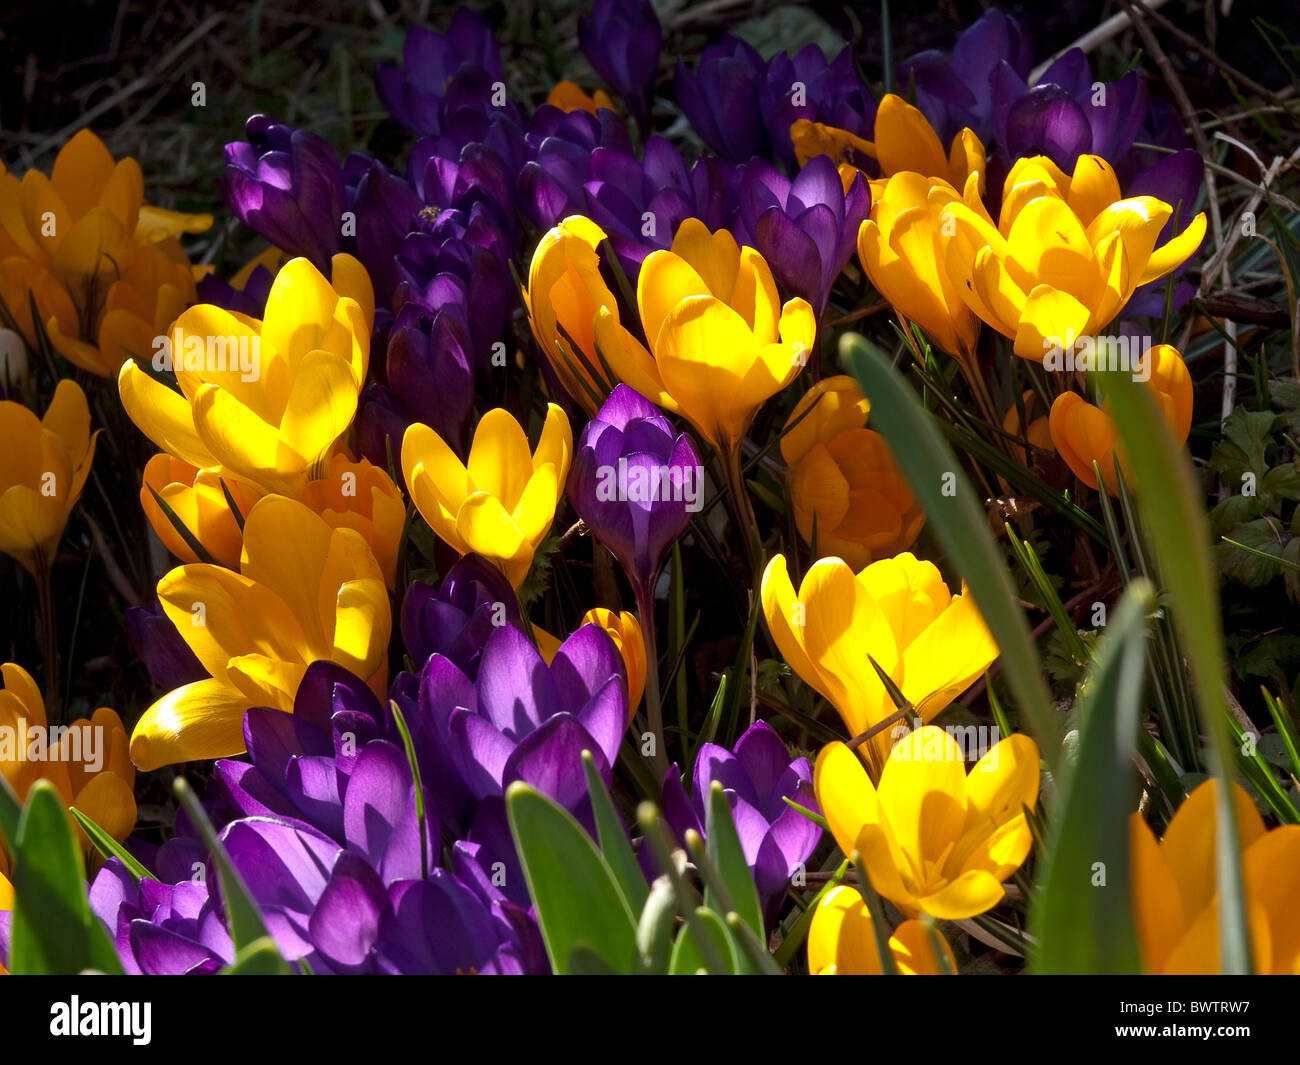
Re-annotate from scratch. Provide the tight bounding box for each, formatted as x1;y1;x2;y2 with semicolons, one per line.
634;579;667;779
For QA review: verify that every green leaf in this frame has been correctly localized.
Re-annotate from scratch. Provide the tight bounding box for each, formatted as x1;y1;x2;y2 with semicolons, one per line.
173;777;275;952
70;807;153;883
732;4;846;61
0;772;20;852
9;781;124;975
222;936;293;974
841;332;1060;773
668;907;738;975
581;751;649;913
389;700;430;880
704;781;765;941
1096;368;1253;974
1029;581;1153;974
505;782;638;975
568;943;619;974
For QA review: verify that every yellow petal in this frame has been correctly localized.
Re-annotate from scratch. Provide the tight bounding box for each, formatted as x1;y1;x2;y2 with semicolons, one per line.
130;677;252;770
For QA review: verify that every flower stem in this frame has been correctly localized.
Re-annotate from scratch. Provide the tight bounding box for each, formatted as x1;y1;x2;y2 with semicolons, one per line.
634;578;667;780
722;442;762;583
34;548;60;723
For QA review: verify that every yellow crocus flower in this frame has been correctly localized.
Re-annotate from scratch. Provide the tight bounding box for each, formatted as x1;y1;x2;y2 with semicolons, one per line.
0;662;136;860
129;496;391;770
1131;779;1300;974
816;727;1040;920
808;884;956;975
118;254;374;497
761;552;996;770
933;154;1206;362
599;217;816;460
140;453;262;570
402;404;572;589
0;379;97;576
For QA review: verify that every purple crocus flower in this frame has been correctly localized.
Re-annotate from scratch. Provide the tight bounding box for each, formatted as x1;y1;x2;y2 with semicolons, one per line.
89;859;233;975
354;302;475;468
898;10;1033;146
516;105;635;231
1124;147;1205;316
660;720;821;922
567;384;701;607
222;116;345;268
990;50;1150;173
125;600;207;692
676;37;875;172
222;116;422;308
195;263;275;319
675;35;769;162
375;8;505;137
400;555;523;678
403;622;627;845
581;138;739;282
578;0;663;131
732;153;870;315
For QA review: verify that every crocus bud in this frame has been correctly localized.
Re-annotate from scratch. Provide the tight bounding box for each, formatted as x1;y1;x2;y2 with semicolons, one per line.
567;384;701;601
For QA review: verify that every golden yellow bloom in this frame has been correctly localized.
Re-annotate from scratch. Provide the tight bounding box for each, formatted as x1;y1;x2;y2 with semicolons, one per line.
0;379;97;575
793;94;986;193
1048;343;1193;495
816;727;1040;920
782;376;922;569
808;884;956;974
129;496;391;770
402;405;572;589
934;154;1207;362
1132;778;1300;974
140;453;262;570
761;552;996;770
0;130;211;377
0;662;136;859
523;216;626;414
857;171;980;360
118;255;374;496
582;607;646;719
301;453;406;590
546;81;615;114
600;218;815;458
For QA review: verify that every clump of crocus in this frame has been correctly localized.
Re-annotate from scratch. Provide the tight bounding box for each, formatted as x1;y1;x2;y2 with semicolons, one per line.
0;130;211;378
761;552;997;774
402;404;572;589
1131;778;1300;974
660;720;821;923
780;376;923;569
0;662;136;860
934;154;1206;362
118;254;374;497
1048;343;1193;495
0;379;97;577
807;885;957;974
129;496;390;770
817;726;1040;920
